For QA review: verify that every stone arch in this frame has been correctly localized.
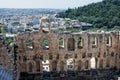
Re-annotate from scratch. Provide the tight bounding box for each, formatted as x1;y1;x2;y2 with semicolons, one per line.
33;54;41;60
67;38;75;51
20;62;27;72
103;52;107;57
92;36;97;47
49;54;53;60
99;59;103;69
60;61;64;71
52;60;57;71
27;61;36;72
66;58;74;71
77;60;82;71
26;38;33;50
106;58;110;68
36;60;41;72
40;17;51;32
85;60;89;69
82;53;86;58
111;52;114;57
59;38;64;49
42;59;50;72
111;58;115;68
42;38;49;50
77;37;83;49
106;36;112;46
28;62;33;72
90;57;97;69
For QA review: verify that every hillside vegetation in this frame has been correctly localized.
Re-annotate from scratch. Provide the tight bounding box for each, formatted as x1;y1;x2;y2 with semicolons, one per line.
58;0;120;30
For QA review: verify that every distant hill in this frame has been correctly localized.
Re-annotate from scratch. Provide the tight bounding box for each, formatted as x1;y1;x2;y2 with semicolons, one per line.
58;0;120;29
0;8;62;16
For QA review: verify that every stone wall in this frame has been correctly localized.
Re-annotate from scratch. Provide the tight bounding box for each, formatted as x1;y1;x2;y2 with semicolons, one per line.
15;18;120;74
0;36;13;72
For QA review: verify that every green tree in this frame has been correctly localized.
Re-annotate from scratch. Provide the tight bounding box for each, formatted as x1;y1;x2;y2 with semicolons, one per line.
58;0;120;30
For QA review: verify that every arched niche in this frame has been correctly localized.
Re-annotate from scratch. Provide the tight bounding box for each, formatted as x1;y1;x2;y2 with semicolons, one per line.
60;61;64;71
106;58;110;68
28;62;33;72
36;61;41;72
77;60;82;71
52;60;57;71
67;58;74;71
90;57;97;69
59;38;64;49
99;59;103;69
77;37;83;49
67;38;75;51
85;60;89;69
40;17;51;33
26;39;33;50
42;38;49;50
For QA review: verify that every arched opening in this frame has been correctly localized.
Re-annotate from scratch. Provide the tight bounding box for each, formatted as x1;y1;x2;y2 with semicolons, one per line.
77;60;82;71
106;58;110;68
99;59;103;69
88;53;92;58
26;39;33;50
67;38;75;51
40;17;50;33
103;52;106;57
90;57;96;69
49;55;53;60
59;38;64;49
77;37;83;49
67;58;74;71
92;36;97;48
56;54;59;59
21;62;26;72
75;54;77;59
111;52;114;57
42;38;49;50
97;52;100;57
36;61;40;72
82;53;86;58
23;56;27;62
60;61;64;71
28;62;33;72
85;60;89;69
42;60;50;72
106;36;112;46
111;59;115;68
52;60;57;71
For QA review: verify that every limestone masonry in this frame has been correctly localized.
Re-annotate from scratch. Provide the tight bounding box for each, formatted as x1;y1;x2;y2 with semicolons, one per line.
15;18;120;74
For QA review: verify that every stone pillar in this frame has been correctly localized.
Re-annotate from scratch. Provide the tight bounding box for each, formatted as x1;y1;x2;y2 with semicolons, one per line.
64;60;67;71
74;60;78;71
40;60;43;73
57;61;60;71
49;60;52;72
65;38;68;51
75;38;78;51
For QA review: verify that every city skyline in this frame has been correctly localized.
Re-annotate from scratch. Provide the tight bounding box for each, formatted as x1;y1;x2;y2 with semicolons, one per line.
0;0;102;9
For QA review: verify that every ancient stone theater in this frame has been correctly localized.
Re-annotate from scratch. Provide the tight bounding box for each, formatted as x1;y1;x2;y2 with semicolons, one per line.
14;18;120;79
